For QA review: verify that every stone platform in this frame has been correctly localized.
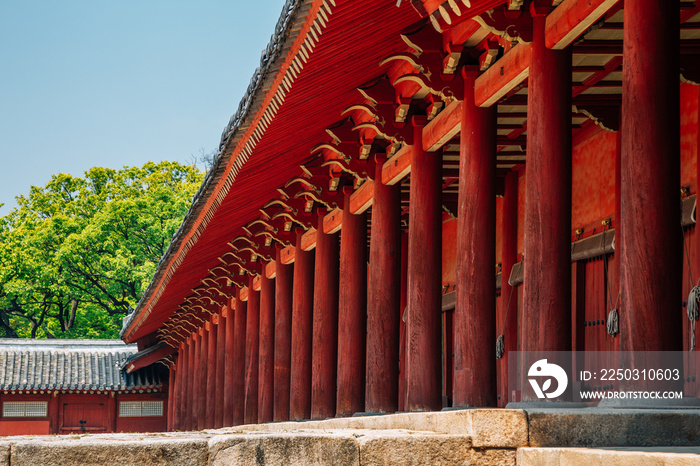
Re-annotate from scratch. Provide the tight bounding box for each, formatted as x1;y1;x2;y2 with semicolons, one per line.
0;408;697;465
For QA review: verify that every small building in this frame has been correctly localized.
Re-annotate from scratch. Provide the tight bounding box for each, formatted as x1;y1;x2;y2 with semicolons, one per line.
0;339;168;436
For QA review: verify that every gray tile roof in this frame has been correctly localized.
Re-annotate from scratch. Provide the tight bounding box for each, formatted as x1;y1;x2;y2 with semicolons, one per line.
0;339;164;392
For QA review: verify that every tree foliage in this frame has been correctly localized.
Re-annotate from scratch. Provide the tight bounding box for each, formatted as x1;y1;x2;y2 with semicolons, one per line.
0;161;204;339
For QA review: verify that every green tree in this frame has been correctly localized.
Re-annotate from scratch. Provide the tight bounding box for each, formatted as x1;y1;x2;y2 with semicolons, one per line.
0;161;204;339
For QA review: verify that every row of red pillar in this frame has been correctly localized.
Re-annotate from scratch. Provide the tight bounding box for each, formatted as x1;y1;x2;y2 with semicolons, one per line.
166;109;496;429
167;0;682;427
517;0;682;361
165;124;444;429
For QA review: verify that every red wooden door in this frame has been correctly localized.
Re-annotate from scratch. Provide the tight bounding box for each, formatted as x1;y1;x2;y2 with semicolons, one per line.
61;402;108;433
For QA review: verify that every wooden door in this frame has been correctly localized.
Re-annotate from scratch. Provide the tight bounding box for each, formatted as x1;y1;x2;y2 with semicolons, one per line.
61;402;108;433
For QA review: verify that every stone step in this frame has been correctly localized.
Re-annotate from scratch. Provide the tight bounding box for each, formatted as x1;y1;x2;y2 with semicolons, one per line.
0;429;516;466
0;433;210;466
517;447;700;465
525;408;700;447
230;408;529;448
210;429;516;465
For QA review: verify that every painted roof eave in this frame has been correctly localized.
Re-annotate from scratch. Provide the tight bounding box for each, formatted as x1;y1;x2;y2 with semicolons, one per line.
121;0;311;343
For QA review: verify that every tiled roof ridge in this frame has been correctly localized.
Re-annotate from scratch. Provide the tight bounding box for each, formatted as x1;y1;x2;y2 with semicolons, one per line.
0;338;131;345
0;340;164;391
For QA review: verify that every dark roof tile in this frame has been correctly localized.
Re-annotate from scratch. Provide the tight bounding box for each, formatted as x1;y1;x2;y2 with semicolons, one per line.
0;339;164;391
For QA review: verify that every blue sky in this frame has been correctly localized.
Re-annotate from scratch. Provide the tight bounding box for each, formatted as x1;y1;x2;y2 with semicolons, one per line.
0;0;284;213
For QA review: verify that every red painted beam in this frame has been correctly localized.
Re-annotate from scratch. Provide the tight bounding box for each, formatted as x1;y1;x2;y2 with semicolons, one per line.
366;154;402;414
423;100;462;152
681;1;700;24
265;260;276;279
572;55;623;98
546;0;620;50
252;274;262;292
279;245;296;265
382;145;412;186
475;43;532;108
349;179;374;214
290;230;314;420
323;208;343;235
273;248;293;421
310;213;339;419
336;188;367;417
277;181;373;259
258;273;275;423
300;228;317;251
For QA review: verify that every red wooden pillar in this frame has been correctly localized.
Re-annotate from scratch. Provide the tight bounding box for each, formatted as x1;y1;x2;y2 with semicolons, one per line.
311;212;340;419
224;299;235;427
197;328;207;428
366;154;402;413
48;392;59;434
167;354;176;431
620;0;681;351
171;353;179;430
405;115;442;411
522;7;572;358
398;232;408;412
182;344;190;427
454;69;497;407
191;333;199;429
170;361;177;431
187;336;195;430
290;230;314;420
337;187;367;417
215;308;226;428
258;273;275;423
498;171;518;407
233;290;248;426
615;118;621;340
167;361;174;431
107;392;117;433
697;85;700;321
274;248;293;421
206;316;218;428
175;340;189;430
244;279;260;424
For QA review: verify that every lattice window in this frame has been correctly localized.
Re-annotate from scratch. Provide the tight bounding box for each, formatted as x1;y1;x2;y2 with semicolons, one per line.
2;401;48;417
118;400;163;417
140;401;163;416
